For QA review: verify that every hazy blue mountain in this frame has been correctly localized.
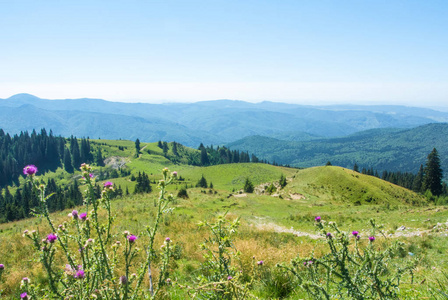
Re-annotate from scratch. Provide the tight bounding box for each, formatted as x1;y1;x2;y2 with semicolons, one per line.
1;94;448;147
227;123;448;173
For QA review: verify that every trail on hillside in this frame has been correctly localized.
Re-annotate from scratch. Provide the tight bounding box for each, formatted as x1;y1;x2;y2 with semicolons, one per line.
254;220;448;240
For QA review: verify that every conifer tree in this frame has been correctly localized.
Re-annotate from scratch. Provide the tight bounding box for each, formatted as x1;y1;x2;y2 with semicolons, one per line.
244;178;254;193
423;148;443;196
412;164;424;193
135;138;141;157
95;148;105;166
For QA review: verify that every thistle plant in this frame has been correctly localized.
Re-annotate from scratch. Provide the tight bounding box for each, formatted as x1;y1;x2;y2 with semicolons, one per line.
278;217;416;299
21;164;177;299
178;212;255;299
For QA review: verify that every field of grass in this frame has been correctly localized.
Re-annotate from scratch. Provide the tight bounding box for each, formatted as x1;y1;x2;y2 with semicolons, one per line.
1;140;448;298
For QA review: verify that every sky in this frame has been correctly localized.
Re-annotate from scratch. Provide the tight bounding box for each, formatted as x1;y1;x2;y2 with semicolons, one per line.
0;0;447;107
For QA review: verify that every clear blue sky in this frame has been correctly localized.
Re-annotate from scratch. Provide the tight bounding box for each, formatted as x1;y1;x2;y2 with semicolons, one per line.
1;0;447;107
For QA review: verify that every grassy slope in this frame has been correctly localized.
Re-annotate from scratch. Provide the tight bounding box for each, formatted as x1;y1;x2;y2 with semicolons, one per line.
2;139;448;298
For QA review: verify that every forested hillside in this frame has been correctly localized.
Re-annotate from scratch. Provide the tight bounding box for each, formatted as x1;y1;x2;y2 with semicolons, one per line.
228;123;448;173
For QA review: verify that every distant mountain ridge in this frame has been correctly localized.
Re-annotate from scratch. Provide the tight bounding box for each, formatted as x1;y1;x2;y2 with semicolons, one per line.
227;123;448;174
1;93;448;147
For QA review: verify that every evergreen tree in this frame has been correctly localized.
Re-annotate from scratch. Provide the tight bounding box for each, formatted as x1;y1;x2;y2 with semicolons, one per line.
353;163;359;173
162;141;169;157
95;148;105;166
243;178;254;193
279;174;287;188
135;138;141;157
412;164;424;193
423;148;443;196
172;142;178;156
197;175;208;188
200;148;210;166
64;147;74;173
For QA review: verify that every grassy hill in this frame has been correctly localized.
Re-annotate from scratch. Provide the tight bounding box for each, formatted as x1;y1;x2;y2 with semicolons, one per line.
2;139;448;299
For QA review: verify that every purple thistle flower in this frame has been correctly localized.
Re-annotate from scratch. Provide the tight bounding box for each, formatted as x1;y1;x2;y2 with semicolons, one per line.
315;216;321;222
20;292;28;299
227;275;233;280
79;212;87;221
128;235;137;243
172;171;178;177
23;165;38;176
89;173;94;178
119;275;128;285
257;260;264;266
74;269;85;279
104;181;113;188
71;210;78;218
22;277;30;283
0;264;4;270
47;233;58;243
165;237;171;242
352;231;359;237
369;236;376;242
326;232;333;238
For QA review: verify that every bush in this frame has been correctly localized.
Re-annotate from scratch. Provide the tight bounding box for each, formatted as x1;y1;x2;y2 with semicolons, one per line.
177;187;189;199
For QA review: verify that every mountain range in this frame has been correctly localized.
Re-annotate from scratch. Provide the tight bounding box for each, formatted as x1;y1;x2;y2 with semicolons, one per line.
2;93;448;148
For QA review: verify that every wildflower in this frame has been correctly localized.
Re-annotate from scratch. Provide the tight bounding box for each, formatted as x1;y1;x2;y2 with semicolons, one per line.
165;237;171;242
47;233;58;243
89;173;94;178
22;277;30;283
79;212;87;221
172;171;178;178
0;264;4;270
74;269;85;279
85;238;94;247
23;165;38;176
104;181;113;188
128;235;137;243
257;260;264;266
352;231;359;237
166;278;172;284
227;275;233;280
162;167;169;176
315;216;321;222
119;275;128;285
326;232;333;239
20;292;28;299
71;210;78;219
369;236;375;242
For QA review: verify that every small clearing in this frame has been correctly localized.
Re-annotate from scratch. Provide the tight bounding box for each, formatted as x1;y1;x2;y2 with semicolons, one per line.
104;156;128;169
290;193;306;200
233;193;247;198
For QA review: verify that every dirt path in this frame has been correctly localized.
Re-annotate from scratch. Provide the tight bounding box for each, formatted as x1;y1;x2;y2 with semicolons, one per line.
254;220;448;240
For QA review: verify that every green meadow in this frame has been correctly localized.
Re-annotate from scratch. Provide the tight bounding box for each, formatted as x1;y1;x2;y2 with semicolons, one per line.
1;140;448;299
